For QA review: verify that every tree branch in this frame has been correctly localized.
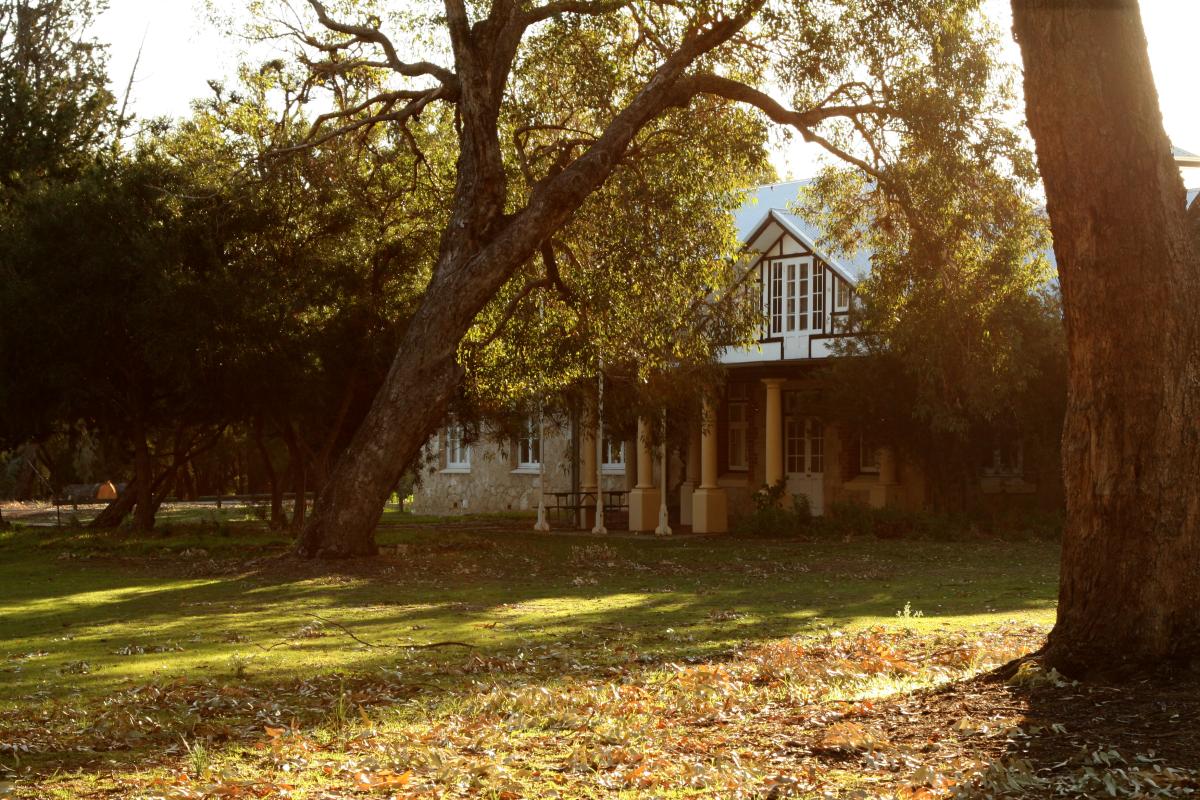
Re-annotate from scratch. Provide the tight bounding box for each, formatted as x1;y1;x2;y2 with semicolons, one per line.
268;87;449;156
306;0;457;86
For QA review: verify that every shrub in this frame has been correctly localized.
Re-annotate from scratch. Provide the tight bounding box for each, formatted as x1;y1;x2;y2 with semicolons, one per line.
733;480;814;538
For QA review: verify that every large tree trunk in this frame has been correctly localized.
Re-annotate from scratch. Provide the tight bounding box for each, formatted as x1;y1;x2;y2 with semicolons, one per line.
294;303;461;556
1012;0;1200;676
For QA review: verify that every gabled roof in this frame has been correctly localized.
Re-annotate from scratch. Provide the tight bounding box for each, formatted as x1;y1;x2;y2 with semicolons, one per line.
1174;145;1200;168
737;180;1199;285
734;179;875;284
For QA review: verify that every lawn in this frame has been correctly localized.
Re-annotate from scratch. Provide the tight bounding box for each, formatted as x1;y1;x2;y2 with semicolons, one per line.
2;518;1165;799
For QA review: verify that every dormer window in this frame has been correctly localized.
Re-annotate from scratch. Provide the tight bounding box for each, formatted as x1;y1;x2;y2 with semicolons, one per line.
767;257;822;335
811;265;825;330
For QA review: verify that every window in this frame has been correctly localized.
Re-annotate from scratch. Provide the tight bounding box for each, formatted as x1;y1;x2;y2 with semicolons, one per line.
859;436;880;474
811;263;825;330
517;417;541;469
809;419;824;473
984;439;1024;477
602;437;625;472
796;260;809;331
727;384;749;471
785;417;805;473
767;257;819;335
769;262;783;334
834;275;851;311
784;394;823;475
444;424;470;470
785;262;796;332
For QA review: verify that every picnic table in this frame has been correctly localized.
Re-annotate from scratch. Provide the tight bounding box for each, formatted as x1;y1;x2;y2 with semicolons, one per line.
547;489;628;528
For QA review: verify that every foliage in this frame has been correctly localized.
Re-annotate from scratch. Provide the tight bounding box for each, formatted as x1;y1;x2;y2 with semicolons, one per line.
733;480;813;538
0;0;113;190
766;1;1067;512
0;150;231;445
818;501;1063;543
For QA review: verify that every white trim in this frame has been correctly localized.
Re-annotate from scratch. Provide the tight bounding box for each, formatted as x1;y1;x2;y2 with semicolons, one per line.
601;438;625;473
516;416;541;469
444;423;471;471
740;209;862;286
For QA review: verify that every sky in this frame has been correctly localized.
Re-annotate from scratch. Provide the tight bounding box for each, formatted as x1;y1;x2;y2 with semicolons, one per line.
93;0;1200;182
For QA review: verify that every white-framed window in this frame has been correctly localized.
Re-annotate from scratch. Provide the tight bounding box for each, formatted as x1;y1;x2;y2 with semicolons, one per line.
727;384;749;471
811;263;825;330
767;257;822;335
834;275;851;311
984;440;1024;477
601;437;625;473
859;436;880;474
769;262;783;334
517;417;541;469
444;423;470;471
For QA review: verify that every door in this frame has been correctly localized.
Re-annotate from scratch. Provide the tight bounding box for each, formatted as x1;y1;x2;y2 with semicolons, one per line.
784;403;824;515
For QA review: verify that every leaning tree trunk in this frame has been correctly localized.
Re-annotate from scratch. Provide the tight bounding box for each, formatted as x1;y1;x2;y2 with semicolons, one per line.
1012;0;1200;677
89;478;138;528
293;297;462;557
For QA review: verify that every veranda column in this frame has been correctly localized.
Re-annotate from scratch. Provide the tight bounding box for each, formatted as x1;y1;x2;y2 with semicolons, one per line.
763;378;785;489
627;416;660;532
692;397;728;533
624;438;637;491
579;415;598;530
679;419;702;527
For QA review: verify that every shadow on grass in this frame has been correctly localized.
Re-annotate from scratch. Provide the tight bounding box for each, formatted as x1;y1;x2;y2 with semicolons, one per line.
0;522;1059;705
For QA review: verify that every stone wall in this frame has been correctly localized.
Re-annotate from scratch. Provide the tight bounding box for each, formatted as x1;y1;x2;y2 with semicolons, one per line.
411;420;627;516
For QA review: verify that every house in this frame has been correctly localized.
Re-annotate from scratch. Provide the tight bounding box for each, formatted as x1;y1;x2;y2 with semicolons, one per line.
414;171;1199;531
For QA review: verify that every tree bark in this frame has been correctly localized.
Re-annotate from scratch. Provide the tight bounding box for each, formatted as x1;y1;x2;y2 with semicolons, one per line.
1012;0;1200;676
89;479;138;528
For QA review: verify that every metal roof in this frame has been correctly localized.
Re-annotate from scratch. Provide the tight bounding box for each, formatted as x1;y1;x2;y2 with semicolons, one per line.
736;180;1199;286
1174;145;1200;168
734;179;875;284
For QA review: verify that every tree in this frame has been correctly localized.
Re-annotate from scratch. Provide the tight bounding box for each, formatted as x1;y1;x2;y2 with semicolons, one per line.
1011;1;1200;676
0;151;234;529
268;0;1028;557
805;146;1064;512
0;0;113;190
170;63;454;529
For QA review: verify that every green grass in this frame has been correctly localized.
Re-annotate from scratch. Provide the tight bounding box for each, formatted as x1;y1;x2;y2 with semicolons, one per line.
0;521;1060;798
